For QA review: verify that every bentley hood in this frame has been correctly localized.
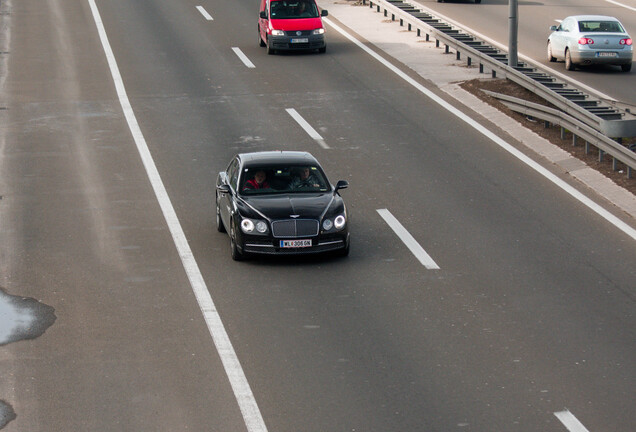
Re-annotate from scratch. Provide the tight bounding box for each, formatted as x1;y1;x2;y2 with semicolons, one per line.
240;193;341;220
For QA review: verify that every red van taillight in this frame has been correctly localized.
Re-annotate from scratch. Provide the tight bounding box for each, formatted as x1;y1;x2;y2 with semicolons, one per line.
578;37;594;45
619;38;633;46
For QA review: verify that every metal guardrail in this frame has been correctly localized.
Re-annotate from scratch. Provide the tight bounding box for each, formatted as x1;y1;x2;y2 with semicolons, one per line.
363;0;636;138
361;0;636;177
482;90;635;178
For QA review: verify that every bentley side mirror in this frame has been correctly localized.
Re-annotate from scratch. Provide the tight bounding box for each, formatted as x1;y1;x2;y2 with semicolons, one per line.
217;184;231;194
335;180;348;191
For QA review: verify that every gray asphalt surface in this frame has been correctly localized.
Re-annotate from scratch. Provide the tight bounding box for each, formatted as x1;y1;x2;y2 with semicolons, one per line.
0;0;634;431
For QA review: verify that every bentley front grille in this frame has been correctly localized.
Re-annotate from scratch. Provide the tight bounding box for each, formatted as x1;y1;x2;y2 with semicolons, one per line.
271;219;319;238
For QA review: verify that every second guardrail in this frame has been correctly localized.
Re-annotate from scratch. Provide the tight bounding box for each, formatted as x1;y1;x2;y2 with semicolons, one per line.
482;90;635;178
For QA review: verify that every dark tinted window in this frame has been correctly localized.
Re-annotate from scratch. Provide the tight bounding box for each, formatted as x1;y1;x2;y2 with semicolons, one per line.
227;158;239;191
270;0;319;19
239;164;329;195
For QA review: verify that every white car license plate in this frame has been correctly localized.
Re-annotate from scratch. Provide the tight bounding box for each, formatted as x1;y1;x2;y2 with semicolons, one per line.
280;239;312;248
291;38;309;43
597;52;618;57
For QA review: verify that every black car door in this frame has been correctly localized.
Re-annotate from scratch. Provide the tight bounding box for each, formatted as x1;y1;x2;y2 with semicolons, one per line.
219;158;240;231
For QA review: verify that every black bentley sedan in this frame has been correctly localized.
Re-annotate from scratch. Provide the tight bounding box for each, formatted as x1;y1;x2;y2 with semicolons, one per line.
216;151;350;260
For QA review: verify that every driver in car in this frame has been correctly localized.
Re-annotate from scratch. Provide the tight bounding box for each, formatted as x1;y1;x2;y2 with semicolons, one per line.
290;166;322;189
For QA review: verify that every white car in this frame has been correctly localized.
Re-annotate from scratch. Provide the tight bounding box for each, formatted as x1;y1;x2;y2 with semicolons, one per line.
547;15;633;72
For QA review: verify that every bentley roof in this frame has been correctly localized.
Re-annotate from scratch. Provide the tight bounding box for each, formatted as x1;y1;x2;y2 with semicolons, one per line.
238;151;319;166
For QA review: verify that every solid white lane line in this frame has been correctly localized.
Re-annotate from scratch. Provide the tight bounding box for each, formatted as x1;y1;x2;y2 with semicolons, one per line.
377;209;440;270
605;0;636;12
232;47;256;69
87;1;267;431
325;18;636;242
286;108;330;149
196;5;213;20
555;410;591;432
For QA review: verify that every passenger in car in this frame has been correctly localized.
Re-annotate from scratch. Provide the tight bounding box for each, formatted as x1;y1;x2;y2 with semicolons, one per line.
243;170;270;190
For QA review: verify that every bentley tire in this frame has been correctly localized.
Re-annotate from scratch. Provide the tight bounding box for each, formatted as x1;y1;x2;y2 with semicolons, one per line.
216;197;225;233
230;223;244;261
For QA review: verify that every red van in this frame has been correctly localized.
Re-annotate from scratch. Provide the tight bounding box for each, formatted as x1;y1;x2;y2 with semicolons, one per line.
258;0;328;54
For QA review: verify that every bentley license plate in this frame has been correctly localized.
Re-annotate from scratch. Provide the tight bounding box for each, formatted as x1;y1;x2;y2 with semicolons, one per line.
280;239;312;248
291;38;309;43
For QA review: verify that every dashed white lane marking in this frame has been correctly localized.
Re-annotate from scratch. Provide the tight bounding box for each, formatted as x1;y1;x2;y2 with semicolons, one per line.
285;108;329;149
377;209;440;270
87;1;267;431
232;47;256;68
555;410;591;432
196;5;213;20
325;18;636;242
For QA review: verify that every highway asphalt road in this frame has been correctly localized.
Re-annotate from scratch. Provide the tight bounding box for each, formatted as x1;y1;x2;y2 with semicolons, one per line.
0;0;634;431
421;0;636;105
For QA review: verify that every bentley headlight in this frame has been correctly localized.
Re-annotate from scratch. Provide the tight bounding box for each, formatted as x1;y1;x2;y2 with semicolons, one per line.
241;219;255;233
255;220;268;233
322;219;333;231
241;219;268;234
334;215;346;230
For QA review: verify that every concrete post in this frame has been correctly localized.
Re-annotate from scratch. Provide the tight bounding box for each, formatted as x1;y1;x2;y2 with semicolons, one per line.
509;0;518;67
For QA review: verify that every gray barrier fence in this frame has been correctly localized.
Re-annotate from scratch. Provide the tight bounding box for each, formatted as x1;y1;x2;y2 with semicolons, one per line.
483;90;636;178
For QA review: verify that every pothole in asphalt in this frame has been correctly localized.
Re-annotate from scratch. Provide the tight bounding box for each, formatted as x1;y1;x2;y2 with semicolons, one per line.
0;286;56;429
0;401;15;429
0;286;56;346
